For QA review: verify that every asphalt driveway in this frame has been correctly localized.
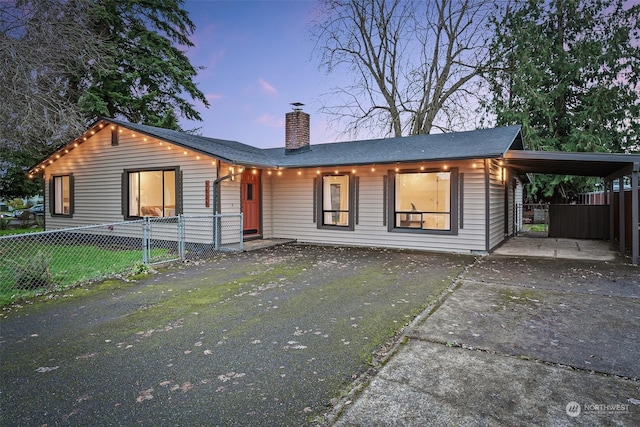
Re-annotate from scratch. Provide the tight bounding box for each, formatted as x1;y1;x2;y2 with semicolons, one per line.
0;244;472;426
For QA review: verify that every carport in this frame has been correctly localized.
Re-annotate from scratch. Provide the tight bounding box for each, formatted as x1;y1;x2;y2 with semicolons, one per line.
504;151;640;265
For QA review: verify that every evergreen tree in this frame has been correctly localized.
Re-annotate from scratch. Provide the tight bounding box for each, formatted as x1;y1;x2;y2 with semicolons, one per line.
80;0;208;129
0;0;208;199
485;0;640;200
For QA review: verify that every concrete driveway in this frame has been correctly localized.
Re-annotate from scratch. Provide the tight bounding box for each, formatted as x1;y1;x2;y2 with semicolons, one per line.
493;236;619;261
0;244;472;426
333;255;640;426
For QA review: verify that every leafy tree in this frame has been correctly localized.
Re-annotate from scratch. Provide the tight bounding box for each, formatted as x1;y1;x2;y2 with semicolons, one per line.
0;153;42;199
0;0;208;199
485;0;640;201
312;0;496;139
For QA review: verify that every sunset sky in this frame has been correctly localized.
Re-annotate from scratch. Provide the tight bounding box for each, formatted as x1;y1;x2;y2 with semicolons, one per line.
180;0;348;148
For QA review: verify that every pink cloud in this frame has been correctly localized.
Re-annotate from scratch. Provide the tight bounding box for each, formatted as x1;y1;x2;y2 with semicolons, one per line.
258;78;278;96
256;113;283;128
206;93;223;101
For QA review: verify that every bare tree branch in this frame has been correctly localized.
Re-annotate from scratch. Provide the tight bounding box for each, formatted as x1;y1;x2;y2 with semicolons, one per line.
0;0;108;157
312;0;497;138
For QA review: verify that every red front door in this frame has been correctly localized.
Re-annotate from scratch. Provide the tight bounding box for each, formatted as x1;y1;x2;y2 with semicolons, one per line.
241;170;261;236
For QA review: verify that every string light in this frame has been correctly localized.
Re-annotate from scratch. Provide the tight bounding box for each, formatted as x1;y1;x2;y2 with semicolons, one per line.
443;164;448;170
352;169;356;174
371;167;375;172
268;171;272;175
277;171;282;176
297;170;302;175
420;166;425;171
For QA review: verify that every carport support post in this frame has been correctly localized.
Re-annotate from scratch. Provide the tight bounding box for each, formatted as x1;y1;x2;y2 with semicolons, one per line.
619;176;625;255
632;165;639;266
608;180;614;248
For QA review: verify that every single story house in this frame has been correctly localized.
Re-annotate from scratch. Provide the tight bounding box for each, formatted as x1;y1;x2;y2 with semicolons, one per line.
29;108;640;262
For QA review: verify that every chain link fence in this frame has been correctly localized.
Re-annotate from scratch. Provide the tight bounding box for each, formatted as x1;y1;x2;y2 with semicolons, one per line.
0;214;243;296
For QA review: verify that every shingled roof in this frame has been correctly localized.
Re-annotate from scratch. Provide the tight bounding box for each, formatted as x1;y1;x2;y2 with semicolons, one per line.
31;118;525;174
105;118;524;168
264;125;524;167
106;118;271;167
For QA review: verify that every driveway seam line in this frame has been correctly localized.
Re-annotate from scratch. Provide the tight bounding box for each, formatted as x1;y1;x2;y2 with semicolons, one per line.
402;336;640;383
323;256;481;426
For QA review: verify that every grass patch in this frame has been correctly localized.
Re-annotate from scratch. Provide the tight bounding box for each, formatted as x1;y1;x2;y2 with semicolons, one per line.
522;224;548;233
0;243;167;306
0;227;43;236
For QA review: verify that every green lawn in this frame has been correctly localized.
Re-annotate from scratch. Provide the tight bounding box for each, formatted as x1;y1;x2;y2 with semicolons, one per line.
0;243;166;306
0;228;44;236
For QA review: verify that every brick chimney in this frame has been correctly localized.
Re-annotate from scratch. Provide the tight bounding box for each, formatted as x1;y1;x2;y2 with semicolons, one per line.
285;103;310;154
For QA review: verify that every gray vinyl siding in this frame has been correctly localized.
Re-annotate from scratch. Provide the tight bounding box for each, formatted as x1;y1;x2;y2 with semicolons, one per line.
261;172;274;238
44;126;217;230
488;159;506;250
269;160;487;254
514;177;523;232
505;171;522;237
218;162;241;215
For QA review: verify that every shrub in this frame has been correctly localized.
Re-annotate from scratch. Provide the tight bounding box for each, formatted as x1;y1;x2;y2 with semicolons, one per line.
10;251;52;290
0;217;9;230
17;211;33;228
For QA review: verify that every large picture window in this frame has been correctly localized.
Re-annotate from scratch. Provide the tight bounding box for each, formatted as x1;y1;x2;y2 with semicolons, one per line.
391;169;458;234
125;168;177;218
51;175;73;216
317;173;355;230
